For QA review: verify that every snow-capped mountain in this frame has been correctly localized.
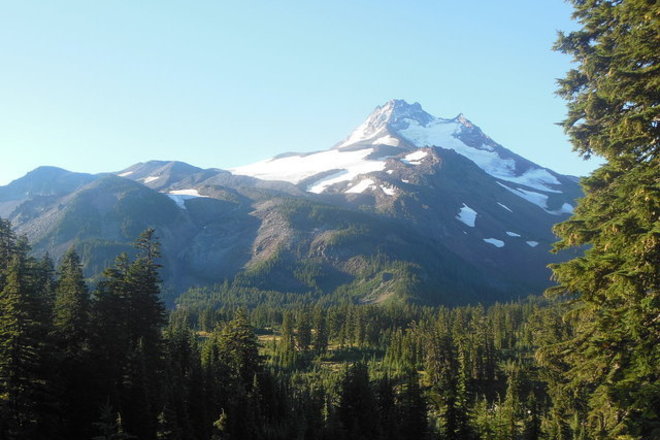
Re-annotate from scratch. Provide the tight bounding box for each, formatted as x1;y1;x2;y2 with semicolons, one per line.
232;99;577;215
0;100;582;306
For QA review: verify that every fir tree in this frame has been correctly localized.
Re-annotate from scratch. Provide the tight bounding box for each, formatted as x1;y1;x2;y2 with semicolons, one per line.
312;305;329;354
295;308;312;352
337;362;379;440
51;247;95;440
92;402;136;440
126;228;165;349
52;248;89;353
216;309;261;387
549;1;660;438
0;219;17;275
0;252;51;439
398;369;428;440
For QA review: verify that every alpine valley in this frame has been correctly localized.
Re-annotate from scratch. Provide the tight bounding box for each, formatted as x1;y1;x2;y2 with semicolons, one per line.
1;100;582;306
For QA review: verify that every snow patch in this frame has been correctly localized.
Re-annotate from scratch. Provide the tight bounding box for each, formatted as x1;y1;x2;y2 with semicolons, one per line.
346;179;375;194
381;185;396;196
401;149;428;165
456;204;477;227
371;135;400;146
233;147;386;194
483;238;505;248
118;171;133;177
166;189;207;210
398;118;561;192
504;168;562;193
497;202;513;212
402;179;410;183
143;176;159;183
498;183;573;215
167;195;189;209
386;170;394;175
505;231;521;237
497;183;549;210
526;241;539;247
169;189;204;197
307;170;348;194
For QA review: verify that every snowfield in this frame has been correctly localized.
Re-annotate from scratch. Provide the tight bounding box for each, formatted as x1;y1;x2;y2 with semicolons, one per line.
231;148;386;194
456;204;477;227
166;188;207;209
229;99;574;212
483;238;505;248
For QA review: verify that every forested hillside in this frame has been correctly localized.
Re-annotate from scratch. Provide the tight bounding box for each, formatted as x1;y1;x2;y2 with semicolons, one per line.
0;220;598;439
1;221;655;440
0;0;657;439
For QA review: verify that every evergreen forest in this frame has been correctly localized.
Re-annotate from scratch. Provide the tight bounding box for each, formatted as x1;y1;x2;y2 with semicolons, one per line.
1;0;658;439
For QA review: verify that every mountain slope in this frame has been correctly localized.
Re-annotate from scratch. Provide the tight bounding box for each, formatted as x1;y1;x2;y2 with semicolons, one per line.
1;100;582;306
232;99;580;205
229;100;582;298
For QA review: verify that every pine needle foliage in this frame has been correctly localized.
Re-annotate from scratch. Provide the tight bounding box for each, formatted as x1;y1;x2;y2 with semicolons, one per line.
548;1;660;438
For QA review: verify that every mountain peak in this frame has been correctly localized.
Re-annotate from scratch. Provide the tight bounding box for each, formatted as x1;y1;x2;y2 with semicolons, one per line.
335;99;434;149
453;113;474;128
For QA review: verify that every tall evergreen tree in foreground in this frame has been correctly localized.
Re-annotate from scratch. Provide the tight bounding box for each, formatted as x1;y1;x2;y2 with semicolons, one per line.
53;248;89;353
548;0;659;438
0;224;52;439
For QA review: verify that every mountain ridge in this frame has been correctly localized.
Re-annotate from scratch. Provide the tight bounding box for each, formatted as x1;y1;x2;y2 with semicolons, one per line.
1;99;582;306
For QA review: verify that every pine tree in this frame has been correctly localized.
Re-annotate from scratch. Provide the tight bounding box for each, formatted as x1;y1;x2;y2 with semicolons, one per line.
126;228;165;349
398;369;428;440
312;306;329;354
295;308;312;352
275;310;298;368
548;1;660;438
216;309;261;387
501;360;522;440
51;247;95;440
124;229;167;440
88;230;167;440
52;248;89;353
92;401;136;440
522;393;541;440
0;250;52;439
424;331;461;439
0;219;17;275
155;403;181;440
337;362;379;440
0;254;38;438
374;376;397;440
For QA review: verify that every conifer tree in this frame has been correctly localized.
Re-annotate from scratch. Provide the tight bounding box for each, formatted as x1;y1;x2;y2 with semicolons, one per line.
398;369;428;440
549;1;659;438
0;248;52;439
0;219;17;275
92;402;136;440
337;362;379;440
0;254;38;438
216;309;261;387
51;248;95;440
127;228;165;349
52;248;89;353
312;306;329;354
374;376;397;440
295;308;312;352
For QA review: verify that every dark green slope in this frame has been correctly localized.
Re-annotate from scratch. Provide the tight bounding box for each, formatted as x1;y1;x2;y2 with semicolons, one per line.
226;197;518;305
2;153;581;307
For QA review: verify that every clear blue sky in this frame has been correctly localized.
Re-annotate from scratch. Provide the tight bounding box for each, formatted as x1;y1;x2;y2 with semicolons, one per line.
0;1;600;185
